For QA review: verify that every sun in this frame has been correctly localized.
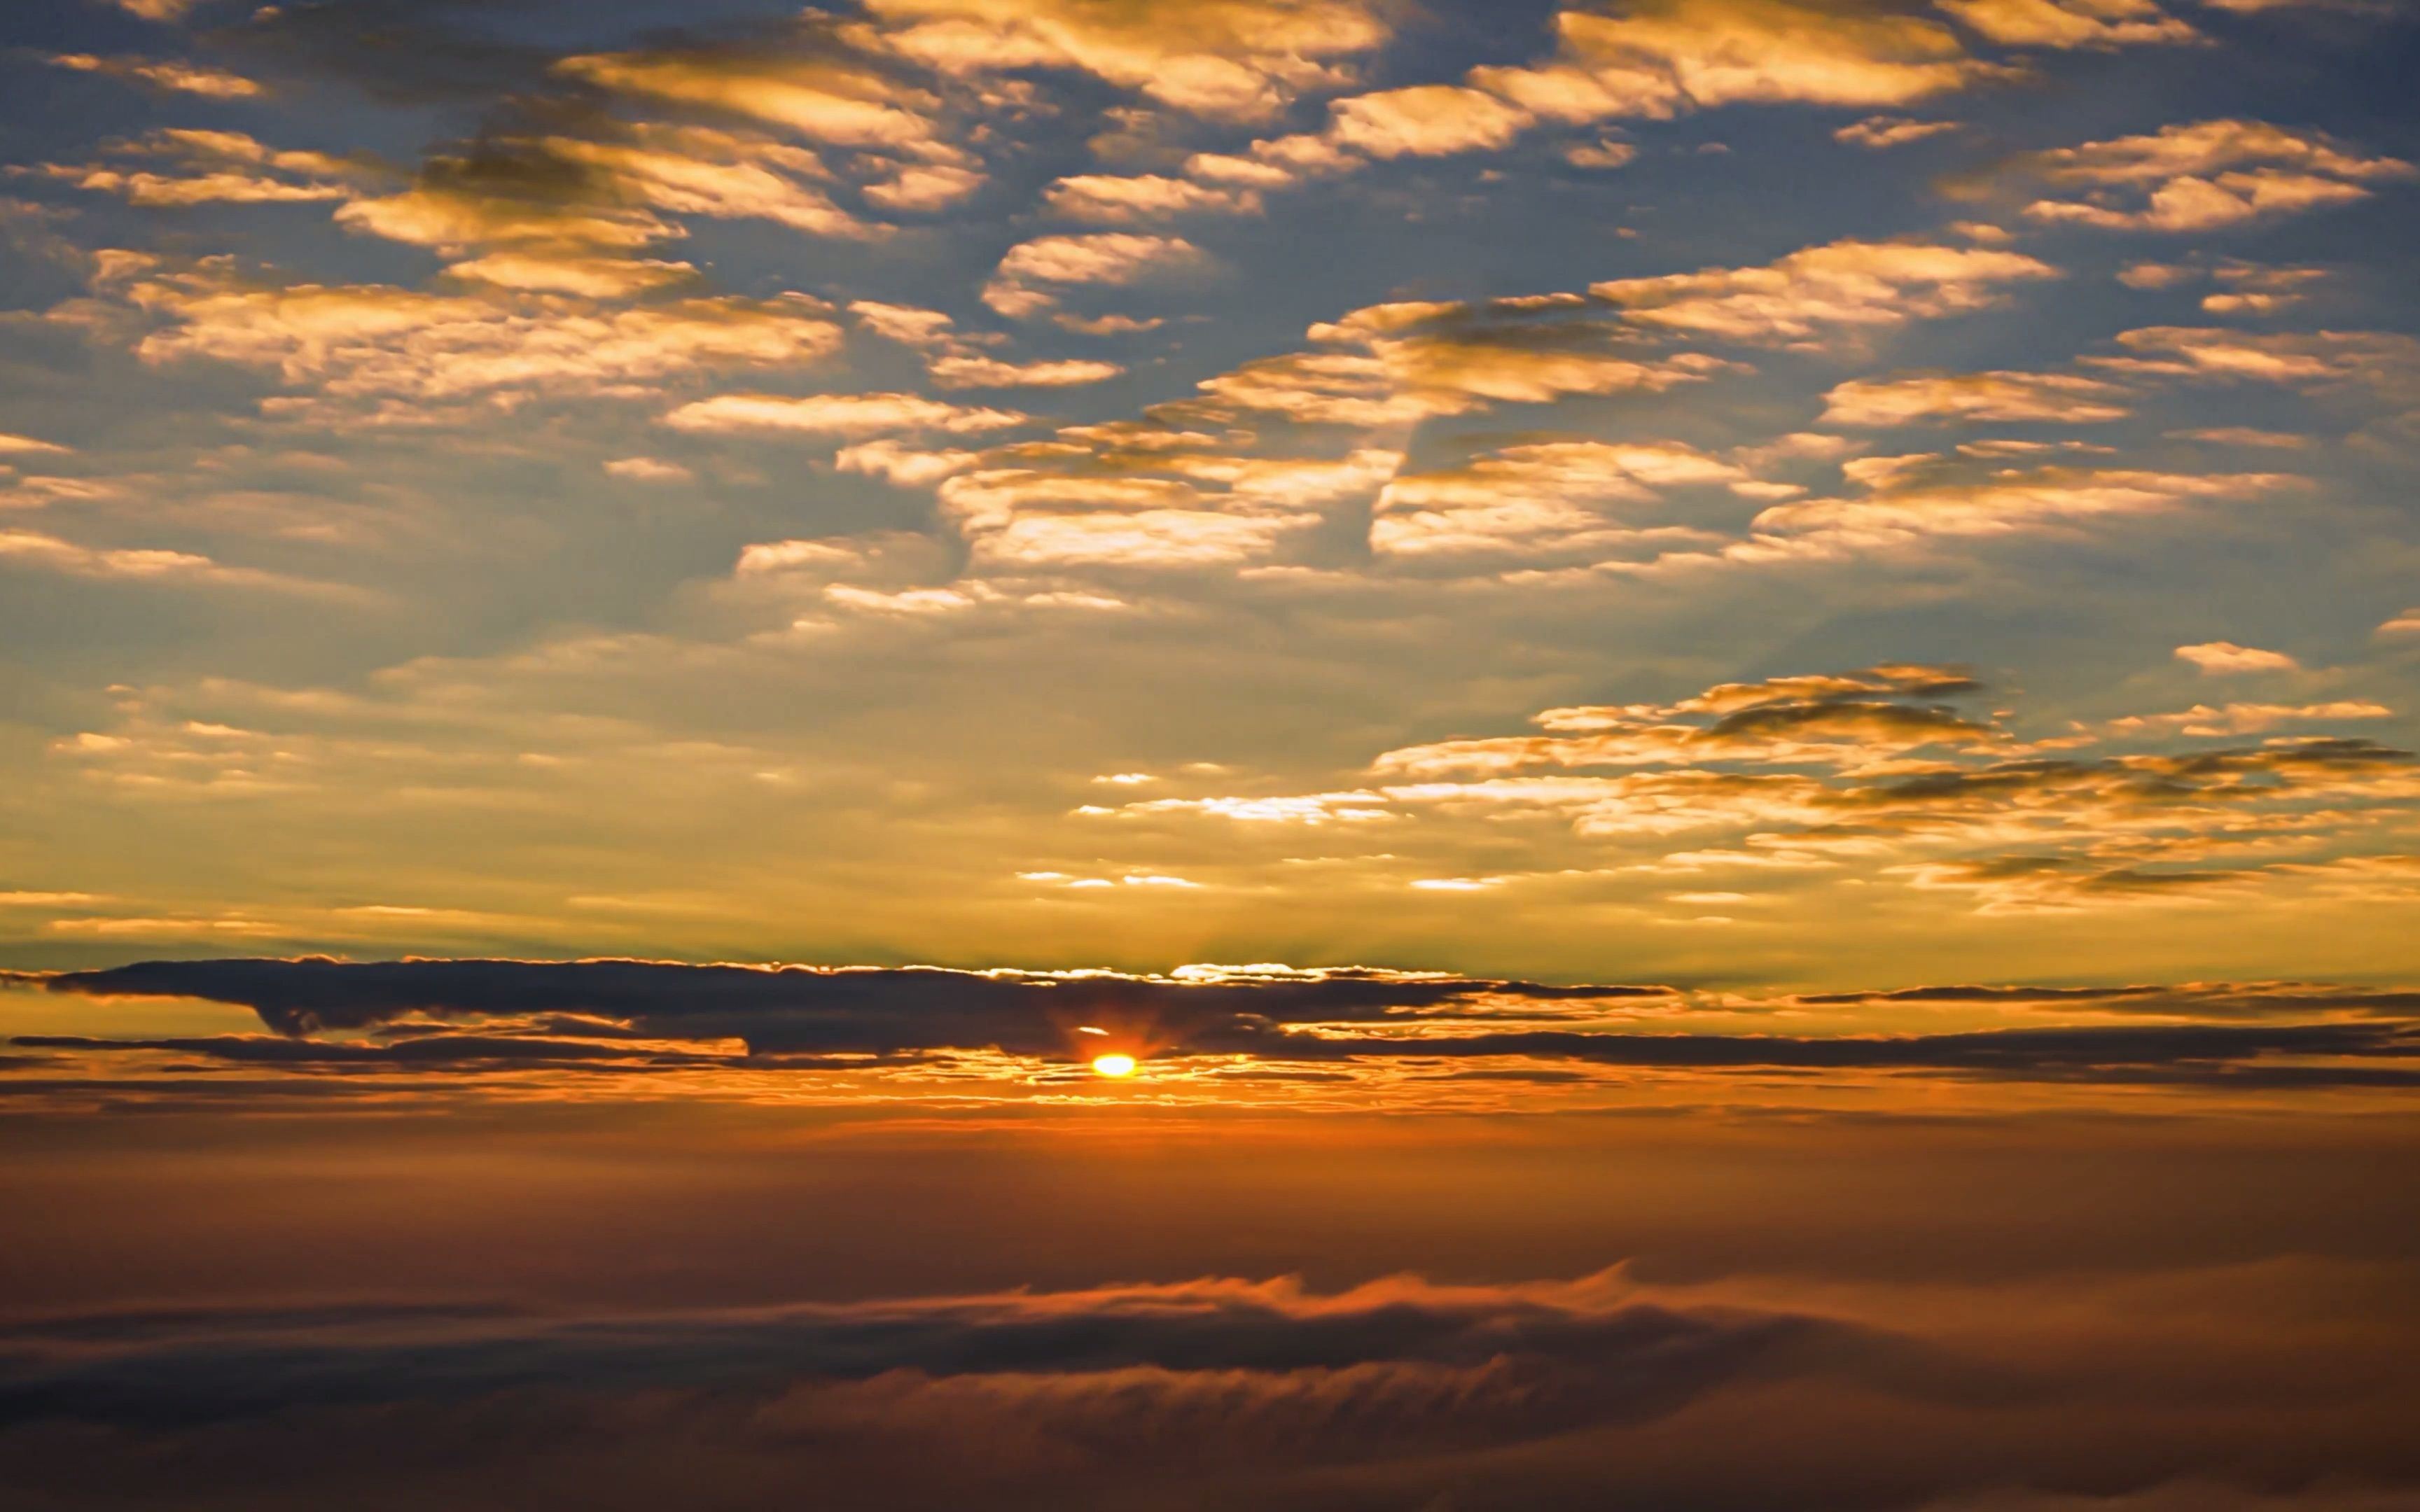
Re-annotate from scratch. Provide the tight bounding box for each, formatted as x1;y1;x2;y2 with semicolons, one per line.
1090;1054;1139;1079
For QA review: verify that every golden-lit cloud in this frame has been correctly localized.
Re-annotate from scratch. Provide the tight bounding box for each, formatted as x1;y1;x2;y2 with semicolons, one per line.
1934;0;2198;48
2010;118;2415;230
1834;115;1963;148
30;127;379;206
48;53;260;99
1372;439;1751;561
983;232;1206;318
1821;370;2133;426
2176;640;2300;674
662;392;1027;436
554;48;938;148
119;261;844;406
1326;85;1536;158
1043;174;1262;222
1102;664;2417;919
2093;326;2420;385
1499;0;2000;118
926;355;1126;388
858;0;1391;120
1730;463;2293;561
1591;238;2060;346
441;252;697;299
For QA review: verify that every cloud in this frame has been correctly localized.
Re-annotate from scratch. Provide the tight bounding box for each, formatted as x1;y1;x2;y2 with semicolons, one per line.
25;955;2420;1089
1327;85;1535;158
2102;701;2391;737
2176;641;2299;674
1115;664;2419;913
863;162;987;211
2378;609;2420;639
29;127;380;206
2090;327;2420;387
1835;115;1963;149
1044;174;1261;221
1372;440;1753;561
1821;371;2132;426
0;529;328;593
120;261;845;407
926;356;1126;389
858;0;1391;120
48;53;262;99
443;253;697;299
983;234;1205;318
553;43;939;149
935;444;1400;568
662;393;1028;436
1590;239;2060;347
1474;0;2003;122
2008;118;2414;231
31;958;1664;1058
602;457;695;484
1934;0;2199;48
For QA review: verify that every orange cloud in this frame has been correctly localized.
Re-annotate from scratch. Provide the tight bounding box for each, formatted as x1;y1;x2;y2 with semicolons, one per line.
1821;370;2132;426
1592;238;2060;346
662;393;1028;436
983;233;1206;318
49;53;260;98
2176;641;2300;674
1935;0;2197;48
2011;119;2414;230
859;0;1389;120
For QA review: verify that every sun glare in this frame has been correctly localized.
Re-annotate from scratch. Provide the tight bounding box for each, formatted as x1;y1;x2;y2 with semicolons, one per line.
1090;1054;1139;1078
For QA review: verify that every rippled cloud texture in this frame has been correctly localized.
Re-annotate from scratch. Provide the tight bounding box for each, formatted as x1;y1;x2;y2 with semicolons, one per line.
1;0;2416;1506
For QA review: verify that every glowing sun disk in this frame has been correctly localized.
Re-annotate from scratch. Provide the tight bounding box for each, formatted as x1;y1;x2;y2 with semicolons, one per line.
1091;1054;1139;1078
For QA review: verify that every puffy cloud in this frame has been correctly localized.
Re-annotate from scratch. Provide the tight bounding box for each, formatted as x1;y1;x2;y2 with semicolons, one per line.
859;0;1391;120
122;262;845;407
1821;370;2132;426
2103;701;2391;737
32;127;378;206
1591;239;2061;347
926;356;1126;388
0;527;302;591
553;48;938;148
1934;0;2199;48
2176;641;2300;674
1327;85;1534;158
48;53;261;99
1835;115;1963;148
1732;463;2292;561
2379;610;2420;639
935;444;1400;568
2010;118;2414;231
1503;0;1999;116
1113;665;2417;913
983;233;1205;318
443;253;697;298
2093;327;2420;386
1372;440;1753;561
662;393;1028;436
835;439;983;486
1371;665;1998;777
862;162;986;211
1043;174;1262;221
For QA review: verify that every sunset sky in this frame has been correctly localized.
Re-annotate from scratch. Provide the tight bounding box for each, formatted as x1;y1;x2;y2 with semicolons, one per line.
1;2;2416;1507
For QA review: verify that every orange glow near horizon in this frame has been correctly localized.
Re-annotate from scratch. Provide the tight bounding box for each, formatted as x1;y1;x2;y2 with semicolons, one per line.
1091;1054;1139;1078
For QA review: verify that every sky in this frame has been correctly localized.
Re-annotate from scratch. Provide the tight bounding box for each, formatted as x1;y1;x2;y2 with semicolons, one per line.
1;2;2417;1508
